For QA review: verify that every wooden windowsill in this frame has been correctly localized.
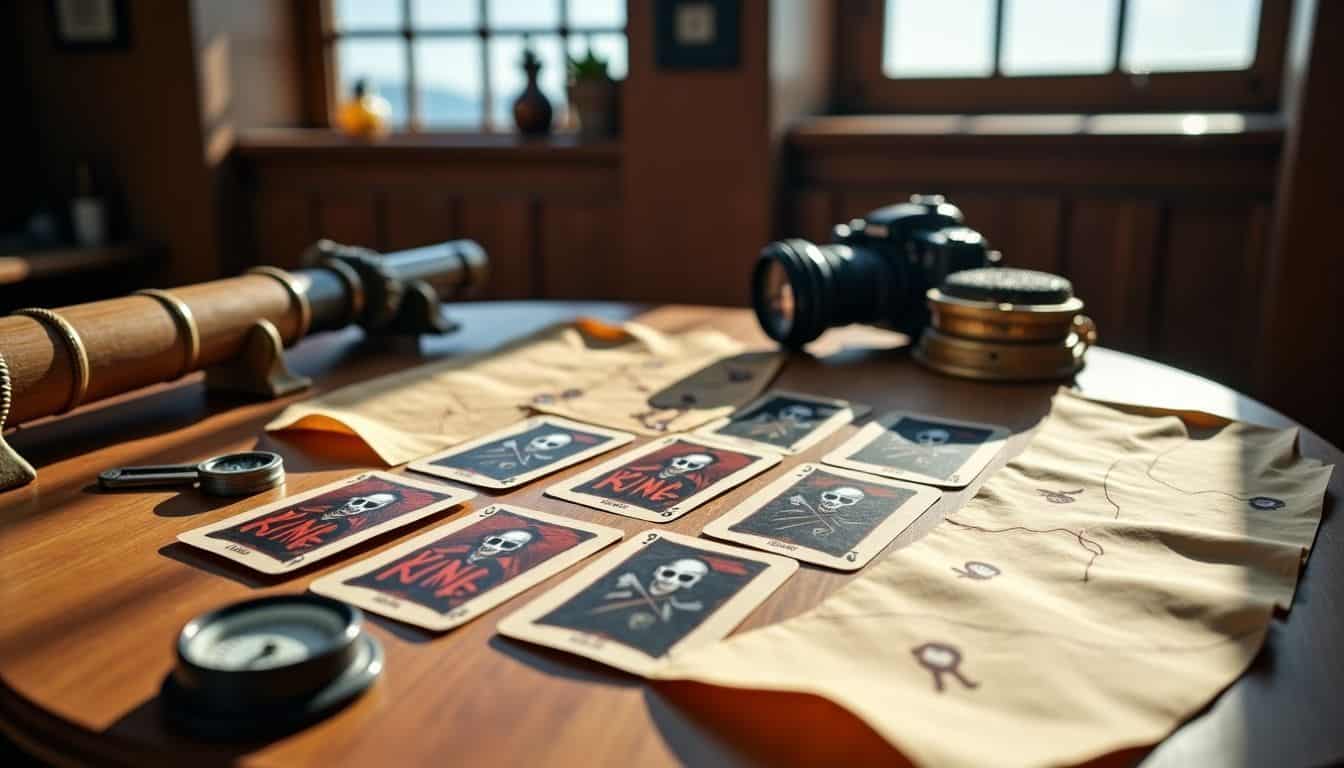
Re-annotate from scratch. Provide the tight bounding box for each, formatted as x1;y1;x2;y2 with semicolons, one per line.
791;113;1286;148
235;129;622;163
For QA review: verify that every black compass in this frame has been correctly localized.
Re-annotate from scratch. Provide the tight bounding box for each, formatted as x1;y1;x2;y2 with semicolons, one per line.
161;594;383;740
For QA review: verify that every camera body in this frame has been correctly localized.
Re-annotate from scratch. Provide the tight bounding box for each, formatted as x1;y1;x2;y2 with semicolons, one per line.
753;195;996;348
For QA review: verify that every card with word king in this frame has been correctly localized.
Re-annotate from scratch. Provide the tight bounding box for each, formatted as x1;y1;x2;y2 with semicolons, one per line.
311;505;622;631
545;435;780;523
178;472;475;575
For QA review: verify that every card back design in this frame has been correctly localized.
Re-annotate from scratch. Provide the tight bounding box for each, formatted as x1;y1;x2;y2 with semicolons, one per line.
695;390;867;454
178;472;475;574
545;435;781;522
498;531;796;675
823;412;1010;488
703;463;941;570
408;416;634;489
311;505;622;631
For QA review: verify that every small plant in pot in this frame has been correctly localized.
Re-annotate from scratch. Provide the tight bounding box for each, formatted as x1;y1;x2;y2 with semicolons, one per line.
567;47;617;140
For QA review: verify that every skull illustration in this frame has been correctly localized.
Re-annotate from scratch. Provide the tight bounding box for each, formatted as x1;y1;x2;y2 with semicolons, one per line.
321;492;397;520
914;428;951;447
779;404;814;423
468;529;534;563
658;452;715;479
819;486;864;512
650;558;708;596
528;433;572;453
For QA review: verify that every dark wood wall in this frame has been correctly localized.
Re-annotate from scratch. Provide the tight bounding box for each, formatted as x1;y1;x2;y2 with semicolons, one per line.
786;123;1282;393
239;136;621;301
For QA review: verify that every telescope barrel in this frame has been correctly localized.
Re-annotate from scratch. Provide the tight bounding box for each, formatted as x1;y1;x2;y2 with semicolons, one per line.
0;240;485;426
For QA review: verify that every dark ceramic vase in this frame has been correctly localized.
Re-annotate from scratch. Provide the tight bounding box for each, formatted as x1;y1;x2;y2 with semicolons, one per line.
513;49;553;136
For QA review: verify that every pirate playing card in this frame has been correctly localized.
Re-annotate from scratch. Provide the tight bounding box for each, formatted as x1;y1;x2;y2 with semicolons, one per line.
823;411;1010;488
702;463;941;570
497;531;796;676
178;472;475;575
694;390;869;455
407;416;634;489
311;505;622;631
545;435;781;523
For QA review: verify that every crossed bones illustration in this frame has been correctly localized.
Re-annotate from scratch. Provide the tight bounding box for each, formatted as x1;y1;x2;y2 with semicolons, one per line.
484;433;573;470
594;559;707;627
770;487;866;537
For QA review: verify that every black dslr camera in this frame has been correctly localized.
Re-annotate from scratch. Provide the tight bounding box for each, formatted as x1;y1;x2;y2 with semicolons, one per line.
752;195;997;347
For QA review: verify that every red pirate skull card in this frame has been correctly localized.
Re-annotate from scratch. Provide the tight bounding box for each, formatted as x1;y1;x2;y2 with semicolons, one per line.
545;435;781;523
178;472;475;575
497;530;796;676
694;390;869;455
702;463;941;570
407;416;634;489
823;411;1010;488
310;505;622;631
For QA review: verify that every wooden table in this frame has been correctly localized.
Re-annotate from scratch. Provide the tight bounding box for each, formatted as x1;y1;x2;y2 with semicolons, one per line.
2;303;1340;767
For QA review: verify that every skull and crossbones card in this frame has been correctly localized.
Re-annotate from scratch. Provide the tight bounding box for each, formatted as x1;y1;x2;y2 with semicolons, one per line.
701;391;861;454
706;464;940;569
410;416;634;489
825;412;1009;488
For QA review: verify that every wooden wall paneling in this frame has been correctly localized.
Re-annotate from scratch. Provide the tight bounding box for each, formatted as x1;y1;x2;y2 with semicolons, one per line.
539;200;623;300
315;192;381;251
458;197;534;300
381;191;459;253
1064;200;1161;356
951;195;1064;274
252;183;315;269
792;189;838;244
1154;204;1263;389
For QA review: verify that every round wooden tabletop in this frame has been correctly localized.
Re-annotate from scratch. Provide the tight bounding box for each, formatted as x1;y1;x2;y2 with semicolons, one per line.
1;303;1340;767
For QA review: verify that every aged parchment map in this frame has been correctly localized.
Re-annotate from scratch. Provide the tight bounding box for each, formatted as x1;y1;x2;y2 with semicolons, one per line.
657;391;1332;767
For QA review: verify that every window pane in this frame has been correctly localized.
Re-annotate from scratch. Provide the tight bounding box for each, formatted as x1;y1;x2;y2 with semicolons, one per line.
490;35;566;129
410;0;479;28
567;33;627;80
1001;0;1118;75
568;0;624;28
1123;0;1260;73
883;0;994;78
488;0;560;29
416;39;484;127
336;39;409;127
333;0;401;30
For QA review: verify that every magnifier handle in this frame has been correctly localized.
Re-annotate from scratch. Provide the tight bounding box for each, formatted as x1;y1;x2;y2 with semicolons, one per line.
98;464;201;490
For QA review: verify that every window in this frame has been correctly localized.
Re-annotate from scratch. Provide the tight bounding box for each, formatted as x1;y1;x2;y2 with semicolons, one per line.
839;0;1289;113
326;0;627;132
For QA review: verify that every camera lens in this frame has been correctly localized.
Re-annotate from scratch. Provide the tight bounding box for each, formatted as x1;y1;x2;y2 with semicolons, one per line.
751;239;889;348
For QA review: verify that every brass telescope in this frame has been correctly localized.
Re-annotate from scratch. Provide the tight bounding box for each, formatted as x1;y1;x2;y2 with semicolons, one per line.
0;239;488;492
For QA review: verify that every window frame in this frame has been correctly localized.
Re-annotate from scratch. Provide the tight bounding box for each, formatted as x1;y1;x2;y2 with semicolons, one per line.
835;0;1292;114
300;0;627;132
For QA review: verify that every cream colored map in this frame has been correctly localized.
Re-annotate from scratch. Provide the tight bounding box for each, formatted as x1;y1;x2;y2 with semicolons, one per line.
656;391;1332;767
266;319;781;465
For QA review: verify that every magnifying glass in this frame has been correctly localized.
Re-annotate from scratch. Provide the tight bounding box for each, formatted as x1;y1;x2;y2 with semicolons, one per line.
98;451;285;497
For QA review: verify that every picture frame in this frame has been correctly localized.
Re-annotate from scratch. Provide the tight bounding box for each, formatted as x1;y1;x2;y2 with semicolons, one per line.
49;0;131;52
654;0;740;70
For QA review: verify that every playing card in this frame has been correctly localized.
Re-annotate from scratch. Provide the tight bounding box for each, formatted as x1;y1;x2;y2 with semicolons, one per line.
407;416;634;489
178;472;475;574
497;530;796;675
702;463;941;570
310;505;622;631
694;390;869;454
822;411;1010;488
544;435;781;523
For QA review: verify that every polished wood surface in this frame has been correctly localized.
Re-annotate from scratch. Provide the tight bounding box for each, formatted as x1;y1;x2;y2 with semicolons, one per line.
1;303;1340;767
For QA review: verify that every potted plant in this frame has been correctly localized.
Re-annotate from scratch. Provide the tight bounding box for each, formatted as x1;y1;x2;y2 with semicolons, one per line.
567;47;617;140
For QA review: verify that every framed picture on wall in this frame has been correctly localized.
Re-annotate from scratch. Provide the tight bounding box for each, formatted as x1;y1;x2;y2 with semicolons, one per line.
49;0;130;51
655;0;740;70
